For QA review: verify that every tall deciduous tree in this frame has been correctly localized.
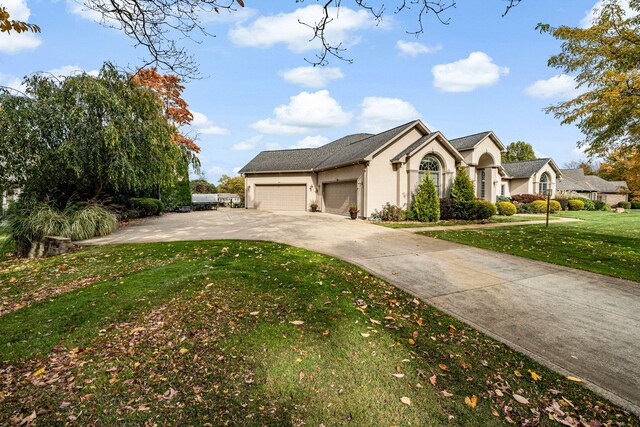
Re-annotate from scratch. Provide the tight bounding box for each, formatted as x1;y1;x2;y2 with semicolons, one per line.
217;174;245;196
133;68;200;153
60;0;521;77
502;141;537;163
598;148;640;200
537;0;640;157
0;63;194;205
0;6;39;34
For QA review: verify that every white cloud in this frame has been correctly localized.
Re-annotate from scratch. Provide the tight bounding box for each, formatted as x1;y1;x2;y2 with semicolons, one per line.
251;90;352;135
191;111;229;135
200;7;257;24
290;135;329;149
524;74;583;99
0;73;25;93
0;0;41;53
580;0;637;27
231;135;262;151
358;97;420;133
432;51;509;93
396;40;441;57
229;5;379;53
66;0;104;22
280;66;344;88
46;65;99;78
233;166;242;174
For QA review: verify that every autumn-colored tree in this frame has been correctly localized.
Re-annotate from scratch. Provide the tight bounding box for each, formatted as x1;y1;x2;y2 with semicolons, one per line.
133;68;200;153
502;141;537;163
0;6;40;34
563;160;599;175
538;0;640;156
598;147;640;200
217;174;245;197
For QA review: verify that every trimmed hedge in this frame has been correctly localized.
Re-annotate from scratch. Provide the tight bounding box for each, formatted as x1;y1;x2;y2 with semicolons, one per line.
554;198;568;211
631;201;640;209
511;194;545;204
574;197;596;211
618;201;631;209
129;198;163;216
568;199;585;211
439;198;456;221
496;201;516;216
471;200;497;220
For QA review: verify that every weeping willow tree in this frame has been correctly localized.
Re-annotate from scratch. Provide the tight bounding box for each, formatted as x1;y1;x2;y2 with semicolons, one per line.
0;62;198;207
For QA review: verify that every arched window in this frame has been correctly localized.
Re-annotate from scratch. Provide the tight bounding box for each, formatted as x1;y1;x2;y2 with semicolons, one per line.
538;173;550;195
419;154;441;194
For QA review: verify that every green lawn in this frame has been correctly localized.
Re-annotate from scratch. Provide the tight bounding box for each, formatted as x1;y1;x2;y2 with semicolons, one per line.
421;210;640;282
0;242;635;425
375;214;554;229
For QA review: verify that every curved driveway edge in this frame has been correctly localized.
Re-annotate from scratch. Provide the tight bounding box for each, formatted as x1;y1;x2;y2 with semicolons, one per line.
85;209;640;416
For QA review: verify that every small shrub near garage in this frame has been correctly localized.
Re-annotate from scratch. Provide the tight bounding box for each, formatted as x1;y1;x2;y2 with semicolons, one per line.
372;203;405;221
574;197;596;211
511;194;545;204
631;201;640;209
618;201;631;209
439;198;456;220
568;199;585;211
129;198;163;216
496;201;516;216
470;200;497;220
554;197;569;211
592;200;610;211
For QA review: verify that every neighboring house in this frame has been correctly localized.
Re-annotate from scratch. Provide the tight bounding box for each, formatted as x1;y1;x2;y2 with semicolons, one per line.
502;158;562;198
558;168;628;205
240;119;561;217
217;193;242;207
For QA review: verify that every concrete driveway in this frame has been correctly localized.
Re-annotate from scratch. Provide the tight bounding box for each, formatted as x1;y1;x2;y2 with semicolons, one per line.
87;209;640;415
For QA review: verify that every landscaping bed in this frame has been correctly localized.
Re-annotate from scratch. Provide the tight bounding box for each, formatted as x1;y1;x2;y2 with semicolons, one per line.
421;211;640;282
0;241;637;425
375;215;554;229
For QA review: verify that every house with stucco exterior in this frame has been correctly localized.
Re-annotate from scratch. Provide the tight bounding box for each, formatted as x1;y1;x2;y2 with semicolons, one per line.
557;168;628;205
239;119;562;217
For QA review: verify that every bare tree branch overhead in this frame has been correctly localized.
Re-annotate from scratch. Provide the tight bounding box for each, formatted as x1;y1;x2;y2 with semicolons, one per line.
74;0;522;78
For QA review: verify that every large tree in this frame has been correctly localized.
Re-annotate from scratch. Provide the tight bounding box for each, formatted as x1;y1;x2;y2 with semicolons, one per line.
598;148;640;200
502;141;537;163
51;0;521;77
217;174;245;196
0;63;195;205
537;0;640;157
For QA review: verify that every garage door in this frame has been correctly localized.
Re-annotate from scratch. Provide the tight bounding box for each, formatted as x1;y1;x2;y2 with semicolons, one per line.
323;181;357;215
254;185;306;211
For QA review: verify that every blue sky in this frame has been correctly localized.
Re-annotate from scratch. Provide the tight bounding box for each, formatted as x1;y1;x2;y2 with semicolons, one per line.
1;1;616;182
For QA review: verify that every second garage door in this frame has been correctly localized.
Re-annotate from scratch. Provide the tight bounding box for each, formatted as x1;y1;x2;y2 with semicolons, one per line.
323;181;357;215
254;185;306;211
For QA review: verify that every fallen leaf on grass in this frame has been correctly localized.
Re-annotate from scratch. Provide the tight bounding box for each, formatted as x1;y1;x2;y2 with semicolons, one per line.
566;376;583;383
9;277;17;283
528;370;542;381
491;407;500;417
400;396;411;405
289;320;304;326
465;395;478;408
249;311;260;316
429;374;437;385
20;411;36;424
32;367;45;377
360;333;370;338
179;348;189;354
392;373;405;378
513;394;529;405
441;390;453;397
407;338;415;345
438;364;448;371
514;370;522;377
369;318;381;325
130;327;146;335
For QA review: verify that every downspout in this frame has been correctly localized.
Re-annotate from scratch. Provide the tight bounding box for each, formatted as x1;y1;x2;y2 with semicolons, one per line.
363;163;369;219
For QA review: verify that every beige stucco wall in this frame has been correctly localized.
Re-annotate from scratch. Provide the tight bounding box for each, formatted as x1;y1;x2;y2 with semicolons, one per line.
244;173;316;210
509;178;531;195
317;164;365;213
366;128;425;217
601;193;627;206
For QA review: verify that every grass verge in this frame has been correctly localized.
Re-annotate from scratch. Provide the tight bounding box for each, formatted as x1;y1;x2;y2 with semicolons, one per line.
375;215;554;229
420;210;640;282
0;241;637;425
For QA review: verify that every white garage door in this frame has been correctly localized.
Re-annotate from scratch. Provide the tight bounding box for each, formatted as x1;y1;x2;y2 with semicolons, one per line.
254;185;306;211
323;181;357;215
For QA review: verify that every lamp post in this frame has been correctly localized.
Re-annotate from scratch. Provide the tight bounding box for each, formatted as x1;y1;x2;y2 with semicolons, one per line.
544;189;553;227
